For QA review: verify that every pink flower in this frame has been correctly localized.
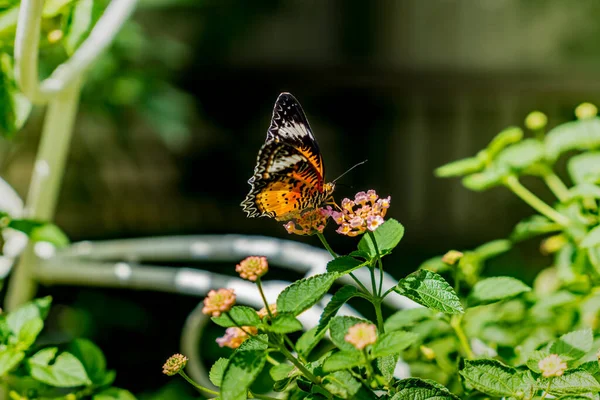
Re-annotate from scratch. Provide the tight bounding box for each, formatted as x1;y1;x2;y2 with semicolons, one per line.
216;326;257;349
345;323;377;350
236;256;268;281
202;288;236;317
282;208;329;236
331;190;391;236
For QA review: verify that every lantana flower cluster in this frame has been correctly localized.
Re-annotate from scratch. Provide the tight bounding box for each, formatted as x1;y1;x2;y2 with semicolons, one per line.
345;322;377;350
330;190;390;236
216;326;258;349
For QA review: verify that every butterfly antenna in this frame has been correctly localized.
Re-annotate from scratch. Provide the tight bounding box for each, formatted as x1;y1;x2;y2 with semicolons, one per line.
332;159;368;183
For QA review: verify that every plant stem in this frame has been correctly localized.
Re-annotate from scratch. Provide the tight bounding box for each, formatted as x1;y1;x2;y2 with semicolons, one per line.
362;349;375;380
369;266;377;296
316;232;370;294
542;171;570;202
277;344;321;386
5;78;83;311
256;278;273;319
367;231;384;297
373;298;385;334
178;370;219;396
266;355;280;365
540;379;552;399
450;314;474;359
503;175;570;226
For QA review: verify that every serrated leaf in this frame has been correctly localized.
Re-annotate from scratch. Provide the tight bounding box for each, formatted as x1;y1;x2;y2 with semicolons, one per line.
277;272;338;316
221;350;266;400
392;377;460;399
316;285;358;335
209;358;228;387
329;316;371;352
376;355;397;382
30;351;91;387
63;0;94;55
326;256;365;274
435;156;485;178
468;277;531;306
0;348;24;376
550;329;593;361
296;326;325;358
511;215;561;242
322;370;375;400
371;331;417;359
237;334;268;351
581;226;600;248
268;314;302;334
394;269;463;314
323;351;364;372
211;306;260;328
384;308;433;332
357;218;404;258
545;370;600;396
459;359;520;397
546;119;600;161
269;363;294;381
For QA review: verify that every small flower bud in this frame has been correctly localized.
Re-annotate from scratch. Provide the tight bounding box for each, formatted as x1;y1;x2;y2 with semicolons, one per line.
162;353;188;376
345;323;377;350
257;303;277;319
538;354;567;378
420;345;436;360
540;234;567;255
47;29;63;44
575;102;598;120
236;256;268;281
202;288;235;317
442;250;464;265
524;111;548;131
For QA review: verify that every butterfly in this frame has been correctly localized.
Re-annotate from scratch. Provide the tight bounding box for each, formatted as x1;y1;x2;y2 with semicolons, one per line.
241;93;335;221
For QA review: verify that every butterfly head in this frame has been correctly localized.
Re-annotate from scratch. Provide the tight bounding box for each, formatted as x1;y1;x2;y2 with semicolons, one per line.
324;182;335;197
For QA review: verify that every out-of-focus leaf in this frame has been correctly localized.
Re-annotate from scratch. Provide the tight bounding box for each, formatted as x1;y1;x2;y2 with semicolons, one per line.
0;348;24;376
63;0;94;55
0;7;18;37
549;329;593;361
487;126;523;159
92;388;136;400
546;118;600;161
568;152;600;185
435;156;485;178
468;277;531;306
29;351;91;387
0;53;31;138
568;183;600;200
43;0;75;17
462;167;507;191
474;239;512;259
511;215;561;242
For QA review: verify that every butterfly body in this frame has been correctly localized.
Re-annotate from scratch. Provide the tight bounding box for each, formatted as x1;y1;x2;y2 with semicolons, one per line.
241;93;334;221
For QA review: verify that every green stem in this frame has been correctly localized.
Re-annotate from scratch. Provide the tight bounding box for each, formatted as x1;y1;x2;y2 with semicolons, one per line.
369;266;377;296
278;344;322;387
367;231;384;297
374;298;385;334
540;379;552;399
266;355;280;365
381;286;396;299
542;171;570;202
316;232;370;293
450;315;474;359
5;78;83;311
503;175;570;226
362;348;375;380
256;278;273;319
178;370;219;396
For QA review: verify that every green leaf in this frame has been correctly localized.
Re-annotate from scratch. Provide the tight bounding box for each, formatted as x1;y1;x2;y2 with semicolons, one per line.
0;53;31;138
435;157;485;178
220;350;266;400
376;355;397;382
237;334;268;351
323;351;364;372
384;308;433;332
29;347;58;366
549;329;593;361
322;370;375;400
30;224;69;248
7;296;52;337
268;314;302;334
68;339;107;384
357;219;404;258
487;126;524;158
474;239;512;259
269;363;294;381
92;388;137;400
568;183;600;200
392;377;460;400
371;331;418;359
459;359;520;397
209;358;228;387
495;139;545;172
29;351;92;387
462;167;507;191
277;272;338;316
329;316;370;352
569;153;600;185
546;119;600;161
0;348;24;376
394;269;463;314
63;0;94;55
16;317;43;350
316;285;358;335
43;0;76;17
511;215;561;242
525;350;548;373
581;225;600;248
296;326;325;358
326;256;365;273
468;277;531;306
211;306;260;328
546;370;600;396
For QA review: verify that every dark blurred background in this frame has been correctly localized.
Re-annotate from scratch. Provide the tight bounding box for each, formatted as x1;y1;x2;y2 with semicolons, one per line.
4;0;600;397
